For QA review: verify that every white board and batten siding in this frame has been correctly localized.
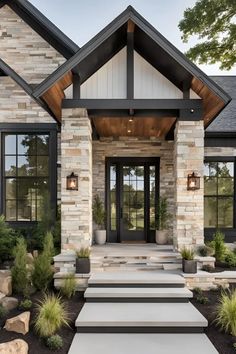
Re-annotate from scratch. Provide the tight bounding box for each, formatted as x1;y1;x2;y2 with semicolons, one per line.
64;47;200;99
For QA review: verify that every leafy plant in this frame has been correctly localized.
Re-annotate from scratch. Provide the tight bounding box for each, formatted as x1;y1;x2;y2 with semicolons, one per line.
210;231;226;262
92;195;105;229
193;287;202;296
233;342;236;350
35;294;69;337
11;238;29;296
0;215;17;263
198;245;213;257
19;299;33;310
0;304;8;318
196;295;209;305
157;197;171;230
60;274;76;299
224;251;236;268
180;247;194;260
32;232;54;291
76;247;91;258
216;289;236;336
46;334;63;351
202;264;215;273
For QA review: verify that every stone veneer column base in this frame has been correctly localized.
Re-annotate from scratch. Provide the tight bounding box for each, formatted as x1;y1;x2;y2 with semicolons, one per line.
173;120;204;250
61;108;92;250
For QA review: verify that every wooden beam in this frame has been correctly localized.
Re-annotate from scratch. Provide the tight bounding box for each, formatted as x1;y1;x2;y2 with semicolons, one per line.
127;19;135;33
72;73;80;99
182;81;190;99
127;23;134;99
88;109;178;118
62;98;203;110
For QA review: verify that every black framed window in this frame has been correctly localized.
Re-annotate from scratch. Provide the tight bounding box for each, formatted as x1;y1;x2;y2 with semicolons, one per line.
204;161;234;228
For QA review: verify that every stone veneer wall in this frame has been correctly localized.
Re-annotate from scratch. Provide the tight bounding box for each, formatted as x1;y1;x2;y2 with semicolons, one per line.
205;146;236;157
174;120;204;249
92;137;174;241
61;109;92;250
0;5;65;84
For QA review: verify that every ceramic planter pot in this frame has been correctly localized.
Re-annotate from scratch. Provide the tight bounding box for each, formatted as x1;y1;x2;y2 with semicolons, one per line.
76;258;90;274
155;230;168;245
182;259;197;274
95;230;106;245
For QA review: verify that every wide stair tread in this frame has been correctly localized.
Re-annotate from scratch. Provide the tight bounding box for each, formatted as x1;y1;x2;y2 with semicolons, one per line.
69;333;218;354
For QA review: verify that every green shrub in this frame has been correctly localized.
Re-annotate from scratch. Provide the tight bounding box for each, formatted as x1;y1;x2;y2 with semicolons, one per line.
196;295;209;304
76;247;91;258
224;251;236;267
11;238;29;296
32;232;54;291
0;304;8;318
180;247;194;260
92;195;105;229
61;274;76;299
202;264;215;273
210;231;226;262
19;299;33;310
233;342;236;350
35;294;69;337
193;287;202;295
0;215;17;263
216;289;236;336
46;334;63;351
198;245;213;257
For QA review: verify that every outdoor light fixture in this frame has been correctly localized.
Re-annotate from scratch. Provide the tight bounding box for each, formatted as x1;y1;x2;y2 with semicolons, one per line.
66;172;78;191
187;172;200;191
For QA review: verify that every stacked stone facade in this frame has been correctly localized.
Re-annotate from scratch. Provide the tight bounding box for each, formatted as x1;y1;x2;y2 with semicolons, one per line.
61;109;92;250
174;120;205;249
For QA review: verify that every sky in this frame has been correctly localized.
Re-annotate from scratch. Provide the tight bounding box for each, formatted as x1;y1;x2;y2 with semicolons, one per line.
29;0;235;76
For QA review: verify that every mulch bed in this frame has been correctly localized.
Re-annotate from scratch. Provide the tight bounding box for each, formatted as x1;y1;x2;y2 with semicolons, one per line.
0;291;85;354
191;285;236;354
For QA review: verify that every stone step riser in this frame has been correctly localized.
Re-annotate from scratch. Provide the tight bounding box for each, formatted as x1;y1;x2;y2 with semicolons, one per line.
88;283;185;288
86;298;189;303
76;327;204;334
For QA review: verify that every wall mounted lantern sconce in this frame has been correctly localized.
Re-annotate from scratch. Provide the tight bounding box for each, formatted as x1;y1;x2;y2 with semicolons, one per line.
66;172;78;191
187;172;200;191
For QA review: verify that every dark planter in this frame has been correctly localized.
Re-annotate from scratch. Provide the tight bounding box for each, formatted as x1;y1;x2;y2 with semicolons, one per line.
76;258;90;274
182;259;197;274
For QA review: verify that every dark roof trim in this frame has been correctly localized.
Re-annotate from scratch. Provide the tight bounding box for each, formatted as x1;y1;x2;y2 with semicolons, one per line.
33;5;231;106
0;58;58;122
1;0;79;59
205;132;236;148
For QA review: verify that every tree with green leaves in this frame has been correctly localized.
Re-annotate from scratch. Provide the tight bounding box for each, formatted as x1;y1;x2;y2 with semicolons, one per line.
179;0;236;70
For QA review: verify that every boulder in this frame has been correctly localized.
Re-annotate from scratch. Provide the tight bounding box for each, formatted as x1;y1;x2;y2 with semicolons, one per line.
0;270;12;296
0;292;5;302
0;296;18;311
0;339;28;354
4;311;30;335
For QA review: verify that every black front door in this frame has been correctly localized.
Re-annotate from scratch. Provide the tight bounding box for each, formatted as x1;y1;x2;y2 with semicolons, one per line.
106;157;159;243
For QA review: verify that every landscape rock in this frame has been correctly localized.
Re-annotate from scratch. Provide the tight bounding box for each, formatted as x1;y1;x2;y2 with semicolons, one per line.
0;292;5;302
0;271;12;296
4;311;30;335
0;296;18;311
0;339;28;354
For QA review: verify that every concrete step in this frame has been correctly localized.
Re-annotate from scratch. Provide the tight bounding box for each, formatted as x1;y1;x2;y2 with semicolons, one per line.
69;333;218;354
84;287;193;302
75;302;207;333
88;271;185;288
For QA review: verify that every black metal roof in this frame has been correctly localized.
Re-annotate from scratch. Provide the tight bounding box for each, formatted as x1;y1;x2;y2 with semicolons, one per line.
33;5;231;107
207;76;236;132
0;0;79;58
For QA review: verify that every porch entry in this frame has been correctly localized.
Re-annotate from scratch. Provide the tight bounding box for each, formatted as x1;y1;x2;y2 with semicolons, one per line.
106;157;159;243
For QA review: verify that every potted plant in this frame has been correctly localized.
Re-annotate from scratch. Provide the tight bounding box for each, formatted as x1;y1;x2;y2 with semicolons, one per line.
93;194;106;245
76;247;91;274
181;247;197;274
155;197;171;244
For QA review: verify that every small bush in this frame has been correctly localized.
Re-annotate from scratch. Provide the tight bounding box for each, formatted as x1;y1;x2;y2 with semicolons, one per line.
0;215;17;263
76;247;91;258
46;334;63;351
193;287;202;295
35;294;69;337
233;342;236;350
11;238;29;296
224;251;236;267
0;304;8;318
210;231;226;262
198;245;213;257
196;295;209;304
180;247;194;260
19;299;33;310
61;274;76;299
202;264;215;273
43;231;55;260
216;289;236;336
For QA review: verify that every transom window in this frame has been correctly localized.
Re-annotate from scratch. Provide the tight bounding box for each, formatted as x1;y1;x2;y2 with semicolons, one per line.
4;134;49;221
204;161;234;228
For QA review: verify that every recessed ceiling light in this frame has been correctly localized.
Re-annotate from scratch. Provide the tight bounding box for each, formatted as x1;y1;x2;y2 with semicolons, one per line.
129;118;133;122
127;129;131;133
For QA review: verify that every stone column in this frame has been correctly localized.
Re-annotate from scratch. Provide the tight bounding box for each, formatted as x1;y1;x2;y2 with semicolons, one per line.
61;108;92;250
173;120;204;249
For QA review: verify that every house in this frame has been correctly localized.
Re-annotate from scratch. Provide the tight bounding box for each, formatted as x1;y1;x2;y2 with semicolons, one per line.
0;0;235;253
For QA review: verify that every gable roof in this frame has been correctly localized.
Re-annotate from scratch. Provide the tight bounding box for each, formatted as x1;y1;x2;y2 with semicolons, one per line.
0;0;79;58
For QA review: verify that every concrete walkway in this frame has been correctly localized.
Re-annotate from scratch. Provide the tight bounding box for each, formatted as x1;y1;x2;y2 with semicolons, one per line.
68;271;218;354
